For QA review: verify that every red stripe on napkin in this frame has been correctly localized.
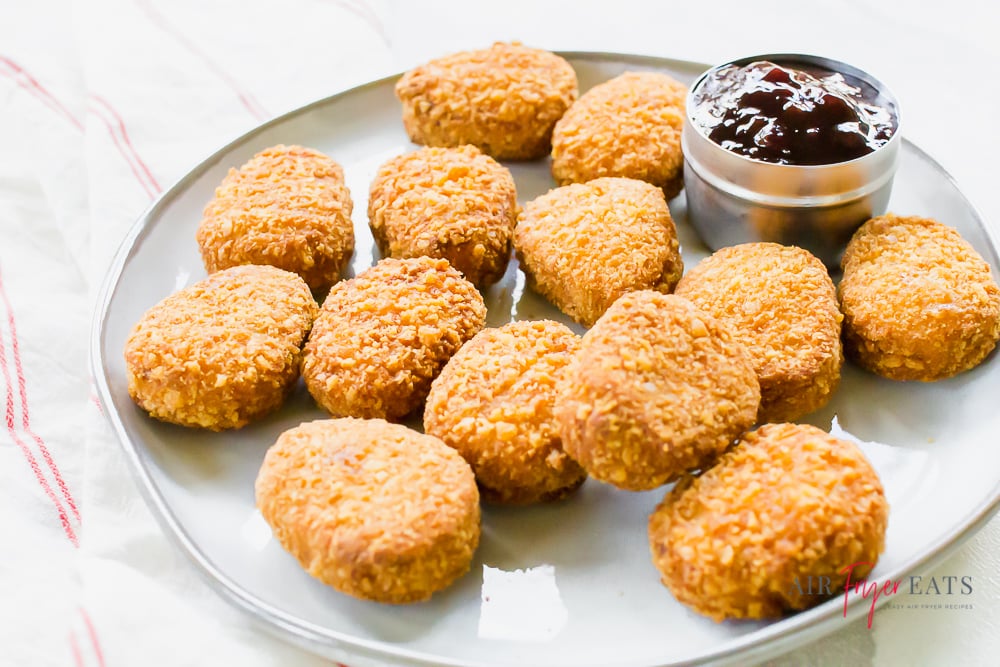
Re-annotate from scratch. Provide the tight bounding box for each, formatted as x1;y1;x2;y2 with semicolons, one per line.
87;96;162;199
69;630;85;667
0;295;78;546
0;268;81;522
0;55;84;130
0;55;161;200
80;609;107;667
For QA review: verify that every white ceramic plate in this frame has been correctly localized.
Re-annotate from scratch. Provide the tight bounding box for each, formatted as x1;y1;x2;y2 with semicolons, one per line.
91;53;1000;667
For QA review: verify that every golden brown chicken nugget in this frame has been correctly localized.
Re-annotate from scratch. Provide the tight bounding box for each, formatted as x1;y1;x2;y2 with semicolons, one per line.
648;423;888;621
551;71;687;198
368;145;517;287
396;42;578;160
555;292;759;491
256;418;480;604
675;243;843;422
840;214;1000;380
302;257;486;420
514;177;683;327
424;320;586;505
124;265;317;430
197;145;354;290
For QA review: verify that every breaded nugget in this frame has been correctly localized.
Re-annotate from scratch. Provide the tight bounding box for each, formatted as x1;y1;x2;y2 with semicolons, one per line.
648;423;889;621
551;71;688;198
675;243;843;422
256;418;480;603
124;265;317;430
424;320;585;505
840;214;1000;380
197;145;354;290
555;292;759;491
368;146;517;287
303;257;486;420
395;42;578;160
514;177;683;327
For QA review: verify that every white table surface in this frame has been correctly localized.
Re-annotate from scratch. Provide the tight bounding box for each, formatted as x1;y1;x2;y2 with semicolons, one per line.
1;1;997;665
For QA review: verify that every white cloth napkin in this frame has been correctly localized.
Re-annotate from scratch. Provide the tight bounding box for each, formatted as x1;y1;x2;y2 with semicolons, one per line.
2;1;998;666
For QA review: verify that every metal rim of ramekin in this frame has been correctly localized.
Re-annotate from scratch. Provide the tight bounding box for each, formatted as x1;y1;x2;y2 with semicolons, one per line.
683;53;903;208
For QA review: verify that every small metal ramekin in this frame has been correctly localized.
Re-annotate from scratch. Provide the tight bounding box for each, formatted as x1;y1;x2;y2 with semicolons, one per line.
682;53;902;266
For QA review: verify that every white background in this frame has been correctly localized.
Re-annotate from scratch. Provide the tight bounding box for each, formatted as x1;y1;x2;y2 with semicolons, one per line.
1;1;997;665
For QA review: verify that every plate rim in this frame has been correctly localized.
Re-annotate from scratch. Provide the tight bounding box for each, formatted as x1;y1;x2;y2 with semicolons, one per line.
89;51;1000;667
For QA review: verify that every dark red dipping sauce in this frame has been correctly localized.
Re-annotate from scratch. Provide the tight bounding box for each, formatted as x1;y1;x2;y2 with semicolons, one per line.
691;60;897;165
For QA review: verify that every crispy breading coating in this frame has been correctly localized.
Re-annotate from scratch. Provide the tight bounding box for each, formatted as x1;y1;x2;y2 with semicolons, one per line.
675;243;843;422
197;145;354;290
302;257;486;420
648;423;889;621
255;418;480;603
840;214;1000;380
551;71;688;198
124;265;317;430
424;320;585;505
513;177;683;327
555;292;759;491
368;145;517;287
395;42;578;160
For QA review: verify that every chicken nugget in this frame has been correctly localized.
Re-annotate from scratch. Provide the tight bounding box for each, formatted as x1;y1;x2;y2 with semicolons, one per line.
256;418;480;603
551;71;687;198
555;292;759;491
648;423;889;621
303;257;486;420
197;145;354;290
124;265;317;430
368;145;517;287
675;243;843;422
396;42;577;160
514;177;683;327
424;320;585;505
840;214;1000;380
